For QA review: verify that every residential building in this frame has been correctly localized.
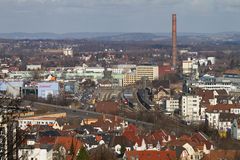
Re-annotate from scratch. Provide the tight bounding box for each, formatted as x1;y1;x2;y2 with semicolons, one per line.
182;95;202;121
19;143;53;160
18;113;66;130
166;97;180;112
182;59;193;75
232;118;240;140
182;58;199;79
218;113;238;131
153;88;170;104
205;104;240;130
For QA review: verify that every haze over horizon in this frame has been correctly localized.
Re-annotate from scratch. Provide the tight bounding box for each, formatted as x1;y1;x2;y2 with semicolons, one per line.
0;0;240;33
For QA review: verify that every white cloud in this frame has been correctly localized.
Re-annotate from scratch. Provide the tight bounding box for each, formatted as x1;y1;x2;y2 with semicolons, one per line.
0;0;239;33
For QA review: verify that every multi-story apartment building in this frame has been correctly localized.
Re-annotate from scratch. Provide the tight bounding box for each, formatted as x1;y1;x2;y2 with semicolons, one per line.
181;95;202;121
182;59;193;75
166;97;180;112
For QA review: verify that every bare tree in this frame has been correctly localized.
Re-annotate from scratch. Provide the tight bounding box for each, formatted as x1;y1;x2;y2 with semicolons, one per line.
0;97;29;160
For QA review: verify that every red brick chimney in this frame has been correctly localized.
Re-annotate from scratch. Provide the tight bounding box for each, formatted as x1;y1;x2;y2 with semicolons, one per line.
172;14;177;68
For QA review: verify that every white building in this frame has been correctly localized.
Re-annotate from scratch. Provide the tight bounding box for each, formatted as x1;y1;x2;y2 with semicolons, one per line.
107;68;124;74
197;57;215;66
166;97;179;112
218;113;235;131
232;119;240;140
18;113;66;130
63;48;73;56
182;95;202;121
205;104;240;130
26;65;41;71
85;67;105;73
182;58;199;78
182;59;193;75
18;116;62;130
192;81;236;92
207;57;216;65
19;141;53;160
191;75;238;92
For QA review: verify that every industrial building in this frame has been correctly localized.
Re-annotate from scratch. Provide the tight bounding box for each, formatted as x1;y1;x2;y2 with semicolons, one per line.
37;82;59;99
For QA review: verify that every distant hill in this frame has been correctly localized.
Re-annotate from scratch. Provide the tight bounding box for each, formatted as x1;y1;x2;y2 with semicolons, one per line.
95;33;166;41
0;32;240;42
0;32;121;40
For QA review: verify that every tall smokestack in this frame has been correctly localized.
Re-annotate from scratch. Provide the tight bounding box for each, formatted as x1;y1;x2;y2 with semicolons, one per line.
172;14;177;68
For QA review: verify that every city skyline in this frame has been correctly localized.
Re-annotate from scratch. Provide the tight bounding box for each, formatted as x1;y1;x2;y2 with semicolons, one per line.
0;0;240;33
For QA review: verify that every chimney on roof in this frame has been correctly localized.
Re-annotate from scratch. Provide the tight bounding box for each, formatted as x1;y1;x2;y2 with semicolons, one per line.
172;14;177;69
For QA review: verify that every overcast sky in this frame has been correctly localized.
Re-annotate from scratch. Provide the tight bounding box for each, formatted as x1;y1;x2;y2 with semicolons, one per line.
0;0;240;33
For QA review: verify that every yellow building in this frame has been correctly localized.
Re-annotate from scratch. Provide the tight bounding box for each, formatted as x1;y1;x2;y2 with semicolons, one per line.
123;73;136;86
136;65;159;81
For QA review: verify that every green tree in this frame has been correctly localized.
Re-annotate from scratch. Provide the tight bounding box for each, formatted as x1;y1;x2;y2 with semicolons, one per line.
76;147;89;160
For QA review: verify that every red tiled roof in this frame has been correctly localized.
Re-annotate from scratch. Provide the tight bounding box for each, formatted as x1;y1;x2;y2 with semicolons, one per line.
196;89;214;99
206;104;240;113
126;150;176;160
91;115;124;132
54;136;83;159
167;132;212;151
54;136;82;150
123;124;141;145
202;150;240;160
38;136;56;145
191;132;212;150
224;69;240;75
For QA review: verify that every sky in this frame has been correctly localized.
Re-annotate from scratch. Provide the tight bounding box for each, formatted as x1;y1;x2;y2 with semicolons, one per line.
0;0;240;33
